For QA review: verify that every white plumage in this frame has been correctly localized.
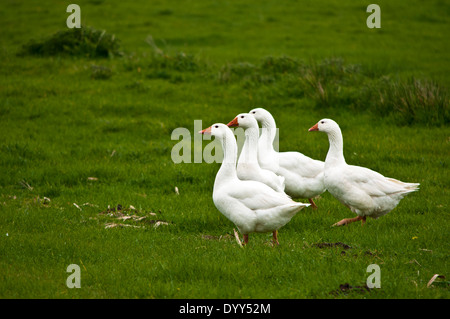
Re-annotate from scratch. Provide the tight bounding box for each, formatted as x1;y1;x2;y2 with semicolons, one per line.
249;108;326;208
309;118;419;226
200;123;309;244
227;113;285;193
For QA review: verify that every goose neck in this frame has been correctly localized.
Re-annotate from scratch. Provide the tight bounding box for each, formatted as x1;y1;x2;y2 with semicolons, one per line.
240;127;259;164
259;117;277;154
216;130;238;182
325;128;346;166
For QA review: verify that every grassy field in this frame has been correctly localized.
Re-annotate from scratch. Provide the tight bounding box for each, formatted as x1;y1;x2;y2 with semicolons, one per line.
0;0;449;299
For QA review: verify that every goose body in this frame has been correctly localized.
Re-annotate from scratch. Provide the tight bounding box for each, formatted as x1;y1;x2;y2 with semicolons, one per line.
227;113;285;193
249;108;326;207
309;118;419;226
200;123;309;244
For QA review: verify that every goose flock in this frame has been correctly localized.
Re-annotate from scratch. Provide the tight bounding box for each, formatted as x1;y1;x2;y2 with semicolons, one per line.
199;108;419;245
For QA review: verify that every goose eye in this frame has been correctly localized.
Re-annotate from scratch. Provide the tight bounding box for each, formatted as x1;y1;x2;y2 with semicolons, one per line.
320;121;325;124
252;111;256;114
214;125;218;128
240;116;244;119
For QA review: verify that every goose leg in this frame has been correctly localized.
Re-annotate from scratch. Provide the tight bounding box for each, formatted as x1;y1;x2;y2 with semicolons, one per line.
332;215;365;227
308;198;318;209
272;230;279;245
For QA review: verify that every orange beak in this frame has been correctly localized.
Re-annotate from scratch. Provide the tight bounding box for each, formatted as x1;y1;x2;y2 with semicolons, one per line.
227;117;239;127
308;123;319;132
199;126;212;135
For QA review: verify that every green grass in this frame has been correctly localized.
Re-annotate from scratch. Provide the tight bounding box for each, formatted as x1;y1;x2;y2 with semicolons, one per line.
0;0;449;299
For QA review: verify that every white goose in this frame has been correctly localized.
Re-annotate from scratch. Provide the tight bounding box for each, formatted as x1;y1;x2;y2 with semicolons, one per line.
227;113;285;193
309;118;420;226
249;108;326;208
199;123;310;245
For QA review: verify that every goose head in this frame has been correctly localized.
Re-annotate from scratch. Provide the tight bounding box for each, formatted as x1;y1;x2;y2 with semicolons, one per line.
249;107;271;124
226;113;259;129
308;118;339;133
199;123;231;139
